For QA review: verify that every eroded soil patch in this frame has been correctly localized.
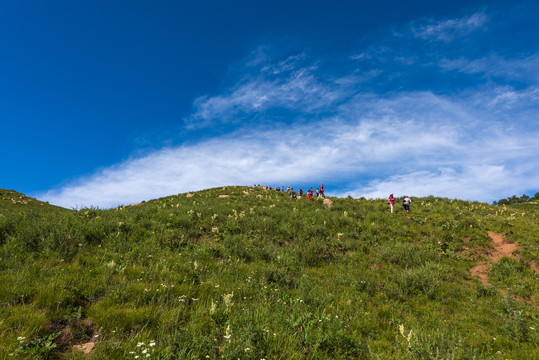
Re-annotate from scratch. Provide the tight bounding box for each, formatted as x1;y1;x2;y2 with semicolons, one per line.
56;319;100;354
470;231;518;285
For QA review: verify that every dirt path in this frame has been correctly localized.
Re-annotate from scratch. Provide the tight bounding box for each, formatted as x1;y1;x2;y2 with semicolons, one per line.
470;231;518;285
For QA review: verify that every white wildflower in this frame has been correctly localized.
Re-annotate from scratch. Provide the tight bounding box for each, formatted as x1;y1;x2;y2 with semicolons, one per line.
223;292;234;308
224;325;232;342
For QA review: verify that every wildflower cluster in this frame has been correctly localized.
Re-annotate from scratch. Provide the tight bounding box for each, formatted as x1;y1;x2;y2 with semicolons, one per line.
129;340;156;358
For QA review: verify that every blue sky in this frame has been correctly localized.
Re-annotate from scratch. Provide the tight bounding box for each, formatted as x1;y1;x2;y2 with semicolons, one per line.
1;0;538;208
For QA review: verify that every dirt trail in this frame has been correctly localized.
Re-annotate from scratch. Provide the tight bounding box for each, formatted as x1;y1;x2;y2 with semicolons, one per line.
470;231;518;285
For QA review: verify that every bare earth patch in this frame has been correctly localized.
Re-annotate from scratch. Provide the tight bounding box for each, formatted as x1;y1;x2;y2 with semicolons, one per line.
70;319;100;354
73;342;95;354
470;231;518;285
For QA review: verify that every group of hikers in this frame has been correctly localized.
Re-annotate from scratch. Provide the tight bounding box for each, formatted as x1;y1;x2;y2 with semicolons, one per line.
254;184;325;200
254;184;411;213
387;193;412;213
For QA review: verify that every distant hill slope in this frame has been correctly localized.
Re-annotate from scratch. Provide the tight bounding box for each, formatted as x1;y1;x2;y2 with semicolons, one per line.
0;188;71;213
0;186;537;359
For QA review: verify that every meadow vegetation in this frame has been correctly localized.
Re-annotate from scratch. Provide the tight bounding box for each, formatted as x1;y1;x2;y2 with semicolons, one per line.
0;187;537;359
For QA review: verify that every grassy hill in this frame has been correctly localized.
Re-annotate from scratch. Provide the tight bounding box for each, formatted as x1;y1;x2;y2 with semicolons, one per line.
0;186;537;359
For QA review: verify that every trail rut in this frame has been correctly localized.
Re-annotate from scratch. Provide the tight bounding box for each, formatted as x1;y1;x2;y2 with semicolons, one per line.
470;231;519;285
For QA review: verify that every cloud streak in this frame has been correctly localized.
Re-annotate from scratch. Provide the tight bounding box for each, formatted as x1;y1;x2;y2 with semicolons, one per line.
40;88;539;208
186;53;348;129
38;10;539;208
440;53;539;83
411;12;488;42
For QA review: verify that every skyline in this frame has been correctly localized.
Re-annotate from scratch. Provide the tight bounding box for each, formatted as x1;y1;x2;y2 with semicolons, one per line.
1;1;538;208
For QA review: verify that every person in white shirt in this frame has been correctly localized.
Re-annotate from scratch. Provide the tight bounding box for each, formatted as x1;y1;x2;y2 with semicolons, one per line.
402;196;412;213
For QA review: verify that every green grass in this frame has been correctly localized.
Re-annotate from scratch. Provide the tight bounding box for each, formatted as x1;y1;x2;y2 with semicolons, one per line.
0;186;538;359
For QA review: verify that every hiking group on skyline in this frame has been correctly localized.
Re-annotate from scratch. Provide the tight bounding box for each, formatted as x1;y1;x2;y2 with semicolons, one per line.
255;184;412;213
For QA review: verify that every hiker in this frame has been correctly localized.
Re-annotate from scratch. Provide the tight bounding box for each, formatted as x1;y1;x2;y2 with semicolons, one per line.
403;196;412;213
388;194;395;213
290;189;297;199
316;188;320;197
307;188;313;200
298;189;303;197
320;184;324;198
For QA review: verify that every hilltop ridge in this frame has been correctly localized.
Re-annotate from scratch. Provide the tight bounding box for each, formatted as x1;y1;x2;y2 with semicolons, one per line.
0;188;70;213
0;185;538;359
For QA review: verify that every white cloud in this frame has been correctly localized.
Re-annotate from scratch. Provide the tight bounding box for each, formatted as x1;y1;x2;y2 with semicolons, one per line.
185;52;348;128
487;86;539;108
37;12;539;208
39;89;539;208
349;163;538;202
439;53;539;82
412;12;488;42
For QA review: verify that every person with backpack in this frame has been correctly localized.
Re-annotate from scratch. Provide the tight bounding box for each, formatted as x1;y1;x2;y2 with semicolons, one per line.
402;196;412;212
308;188;313;200
290;188;297;199
388;194;395;213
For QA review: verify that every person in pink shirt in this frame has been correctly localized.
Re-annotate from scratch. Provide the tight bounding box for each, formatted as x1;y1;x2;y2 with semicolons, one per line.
387;194;395;213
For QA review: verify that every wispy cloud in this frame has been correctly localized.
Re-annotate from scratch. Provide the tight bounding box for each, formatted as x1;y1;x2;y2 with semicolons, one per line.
38;10;539;208
439;53;539;83
353;164;532;201
411;12;488;42
39;88;539;208
487;86;539;109
185;52;349;129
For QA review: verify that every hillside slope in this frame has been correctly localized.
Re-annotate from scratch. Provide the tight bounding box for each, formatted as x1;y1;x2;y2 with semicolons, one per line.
0;188;70;213
0;186;537;359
